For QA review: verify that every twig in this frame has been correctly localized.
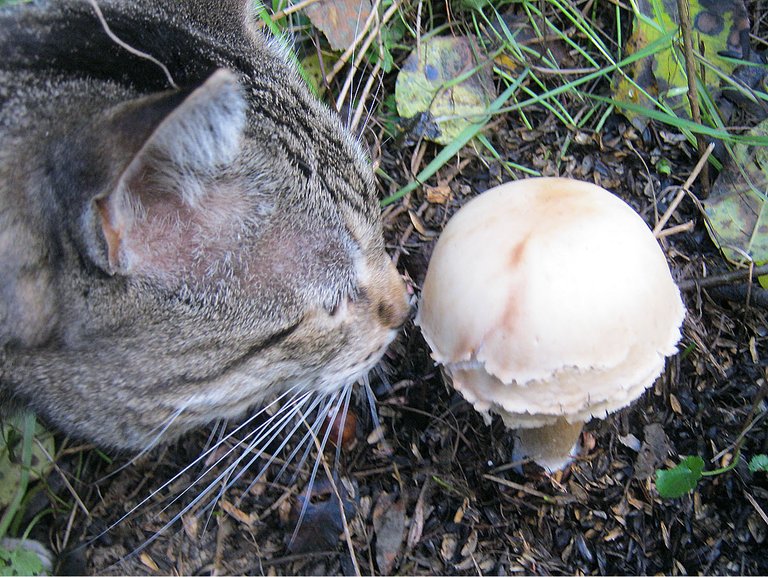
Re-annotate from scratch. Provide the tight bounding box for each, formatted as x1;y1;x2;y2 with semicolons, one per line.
655;220;694;238
482;474;576;505
268;0;321;22
299;413;362;577
326;0;384;86
334;0;400;111
87;0;177;89
676;0;710;195
712;379;768;462
745;492;768;528
678;263;768;291
653;142;714;237
703;285;768;308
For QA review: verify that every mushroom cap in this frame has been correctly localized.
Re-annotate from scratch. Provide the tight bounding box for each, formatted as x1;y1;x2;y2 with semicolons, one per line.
416;177;685;427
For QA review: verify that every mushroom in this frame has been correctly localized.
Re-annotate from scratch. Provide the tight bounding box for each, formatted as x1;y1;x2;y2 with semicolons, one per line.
416;177;686;472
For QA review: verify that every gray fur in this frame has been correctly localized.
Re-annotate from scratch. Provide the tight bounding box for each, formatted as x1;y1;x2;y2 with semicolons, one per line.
0;0;409;449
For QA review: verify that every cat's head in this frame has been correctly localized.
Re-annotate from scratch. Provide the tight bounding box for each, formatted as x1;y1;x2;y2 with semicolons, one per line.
1;2;409;449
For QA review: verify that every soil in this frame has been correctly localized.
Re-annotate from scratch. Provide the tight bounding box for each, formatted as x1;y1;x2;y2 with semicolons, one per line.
22;3;768;576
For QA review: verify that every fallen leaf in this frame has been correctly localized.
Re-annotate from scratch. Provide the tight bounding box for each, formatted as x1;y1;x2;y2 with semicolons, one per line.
181;514;199;540
619;433;642;452
613;0;750;130
634;423;671;480
460;530;479;557
440;533;458;563
425;184;452;204
669;394;683;414
703;117;768;279
395;36;496;144
405;479;431;554
220;499;256;527
603;526;624;542
304;0;372;52
139;552;159;573
372;492;406;574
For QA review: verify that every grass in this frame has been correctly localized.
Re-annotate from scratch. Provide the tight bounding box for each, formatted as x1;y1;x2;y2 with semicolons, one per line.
0;415;48;576
259;0;767;202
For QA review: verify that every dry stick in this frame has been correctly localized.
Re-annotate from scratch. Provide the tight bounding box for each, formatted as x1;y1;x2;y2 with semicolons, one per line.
335;1;400;111
712;379;768;463
678;263;768;291
653;142;714;237
656;220;694;239
87;0;176;89
268;0;322;22
745;492;768;528
325;0;383;86
677;0;710;196
482;475;576;505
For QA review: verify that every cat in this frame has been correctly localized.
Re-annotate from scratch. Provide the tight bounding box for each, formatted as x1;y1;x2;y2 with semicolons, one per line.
0;0;409;451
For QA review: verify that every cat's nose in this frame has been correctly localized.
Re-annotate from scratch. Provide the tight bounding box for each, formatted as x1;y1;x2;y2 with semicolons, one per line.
376;259;410;330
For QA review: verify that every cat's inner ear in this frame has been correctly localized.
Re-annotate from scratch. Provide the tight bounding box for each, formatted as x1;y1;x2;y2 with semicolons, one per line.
92;69;247;275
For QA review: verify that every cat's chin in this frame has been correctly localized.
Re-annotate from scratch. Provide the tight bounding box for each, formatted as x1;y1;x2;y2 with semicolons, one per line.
312;326;402;398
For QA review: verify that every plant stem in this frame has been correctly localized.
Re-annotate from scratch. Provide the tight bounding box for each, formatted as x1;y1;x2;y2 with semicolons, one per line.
701;450;741;477
676;0;710;195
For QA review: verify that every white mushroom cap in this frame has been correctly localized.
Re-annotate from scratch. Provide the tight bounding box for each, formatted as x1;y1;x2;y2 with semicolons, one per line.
417;177;685;447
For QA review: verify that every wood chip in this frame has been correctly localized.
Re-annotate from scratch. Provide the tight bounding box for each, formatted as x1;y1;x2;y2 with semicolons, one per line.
405;478;431;554
440;534;458;562
139;552;159;573
461;530;479;557
670;393;683;414
425;184;452;204
220;499;256;527
453;497;469;524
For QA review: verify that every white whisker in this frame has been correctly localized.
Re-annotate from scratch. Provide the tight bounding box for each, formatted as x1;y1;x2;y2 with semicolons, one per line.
287;389;350;547
278;390;343;487
205;390;325;508
94;405;187;484
93;384;304;551
332;383;354;468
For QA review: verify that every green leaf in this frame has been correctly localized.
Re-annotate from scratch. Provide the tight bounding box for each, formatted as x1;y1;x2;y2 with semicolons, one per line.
748;454;768;473
0;546;45;577
655;455;705;498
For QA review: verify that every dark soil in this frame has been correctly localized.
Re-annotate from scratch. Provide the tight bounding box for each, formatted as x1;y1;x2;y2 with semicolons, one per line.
25;3;768;576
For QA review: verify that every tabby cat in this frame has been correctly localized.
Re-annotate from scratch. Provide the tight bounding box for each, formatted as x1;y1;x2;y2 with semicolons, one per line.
0;0;409;450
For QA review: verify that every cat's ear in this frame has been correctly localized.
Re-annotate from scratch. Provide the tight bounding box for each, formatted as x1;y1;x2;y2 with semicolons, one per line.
84;69;246;275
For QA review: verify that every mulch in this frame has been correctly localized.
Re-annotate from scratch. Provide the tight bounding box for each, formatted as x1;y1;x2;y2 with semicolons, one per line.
25;5;768;576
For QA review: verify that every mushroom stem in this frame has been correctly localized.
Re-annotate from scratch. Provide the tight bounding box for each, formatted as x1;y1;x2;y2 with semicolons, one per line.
514;418;584;473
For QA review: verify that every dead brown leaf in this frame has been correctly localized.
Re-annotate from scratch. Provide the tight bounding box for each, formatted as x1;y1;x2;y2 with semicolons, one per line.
304;0;372;52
